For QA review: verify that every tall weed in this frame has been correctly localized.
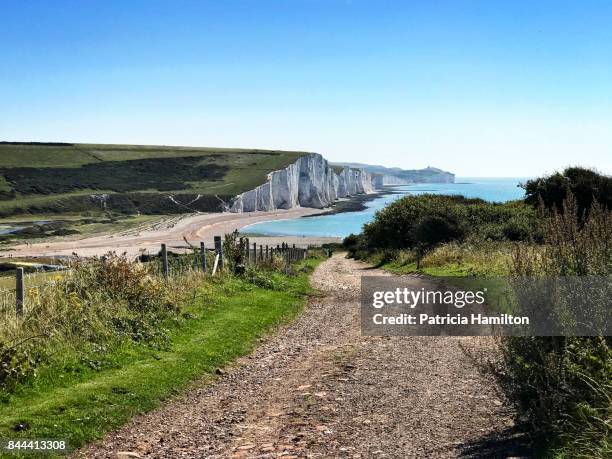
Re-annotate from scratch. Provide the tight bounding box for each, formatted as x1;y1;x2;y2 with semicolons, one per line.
0;253;205;393
498;195;612;457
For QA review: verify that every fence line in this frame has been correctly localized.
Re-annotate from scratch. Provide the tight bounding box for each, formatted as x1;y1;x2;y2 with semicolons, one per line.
2;234;311;320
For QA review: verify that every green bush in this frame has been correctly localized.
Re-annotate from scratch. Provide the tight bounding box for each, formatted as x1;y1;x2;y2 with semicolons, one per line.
359;194;539;253
414;214;464;247
342;233;360;251
499;336;611;457
342;233;369;259
0;340;39;393
223;230;250;273
523;167;612;216
497;196;612;457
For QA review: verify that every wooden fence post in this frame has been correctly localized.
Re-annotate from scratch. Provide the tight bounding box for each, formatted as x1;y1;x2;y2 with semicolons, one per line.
200;241;207;272
214;236;223;270
212;253;220;275
245;237;250;264
253;242;257;265
16;267;24;317
161;243;169;279
265;245;269;261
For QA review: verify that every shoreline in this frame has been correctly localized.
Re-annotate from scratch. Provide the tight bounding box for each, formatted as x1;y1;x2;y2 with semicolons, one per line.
1;207;341;260
302;189;391;217
242;188;405;239
1;190;391;260
239;189;396;238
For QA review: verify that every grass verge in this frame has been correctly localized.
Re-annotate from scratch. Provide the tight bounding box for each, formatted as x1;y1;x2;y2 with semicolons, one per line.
0;257;322;457
367;241;514;277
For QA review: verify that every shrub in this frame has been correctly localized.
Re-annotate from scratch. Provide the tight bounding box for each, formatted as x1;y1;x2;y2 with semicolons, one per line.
361;194;538;252
495;195;612;457
342;233;360;251
0;253;203;394
501;215;534;242
0;339;39;392
223;230;248;273
523;167;612;216
342;233;368;259
414;214;464;247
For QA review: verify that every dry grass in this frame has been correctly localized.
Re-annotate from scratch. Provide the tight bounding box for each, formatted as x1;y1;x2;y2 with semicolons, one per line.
379;240;519;277
0;254;208;393
497;196;612;458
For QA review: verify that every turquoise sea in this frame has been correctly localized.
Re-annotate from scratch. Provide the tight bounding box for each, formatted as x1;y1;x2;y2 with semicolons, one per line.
242;177;530;238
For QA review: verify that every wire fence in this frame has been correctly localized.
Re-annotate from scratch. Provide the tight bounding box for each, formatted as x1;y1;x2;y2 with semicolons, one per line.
0;269;64;324
0;235;312;322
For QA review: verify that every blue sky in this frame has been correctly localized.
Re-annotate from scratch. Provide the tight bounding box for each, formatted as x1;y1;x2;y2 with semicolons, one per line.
1;0;611;176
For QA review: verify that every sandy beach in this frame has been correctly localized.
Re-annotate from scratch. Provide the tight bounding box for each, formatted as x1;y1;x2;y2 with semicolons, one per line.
1;208;341;259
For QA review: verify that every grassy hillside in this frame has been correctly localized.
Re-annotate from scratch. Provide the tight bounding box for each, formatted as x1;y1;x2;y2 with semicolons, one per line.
0;142;308;218
0;246;323;453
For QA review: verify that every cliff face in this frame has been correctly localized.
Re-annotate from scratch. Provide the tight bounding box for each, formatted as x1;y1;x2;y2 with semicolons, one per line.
388;166;454;184
332;162;455;184
230;153;377;212
371;173;384;189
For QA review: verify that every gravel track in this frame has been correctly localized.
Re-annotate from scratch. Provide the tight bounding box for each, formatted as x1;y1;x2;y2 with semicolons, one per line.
77;254;528;459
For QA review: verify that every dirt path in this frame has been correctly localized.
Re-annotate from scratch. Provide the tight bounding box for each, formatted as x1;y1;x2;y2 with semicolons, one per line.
77;255;527;458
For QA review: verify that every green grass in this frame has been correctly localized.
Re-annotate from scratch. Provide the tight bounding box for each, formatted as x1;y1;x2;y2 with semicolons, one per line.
0;271;62;291
371;242;514;278
0;142;308;218
0;191;122;220
364;243;518;313
383;260;482;277
0;178;11;194
0;258;321;457
0;143;307;168
3;157;229;195
0;213;163;234
0;145;95;168
0;143;306;195
0;214;166;248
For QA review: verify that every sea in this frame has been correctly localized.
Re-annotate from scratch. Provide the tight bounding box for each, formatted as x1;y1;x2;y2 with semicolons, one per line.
241;177;530;238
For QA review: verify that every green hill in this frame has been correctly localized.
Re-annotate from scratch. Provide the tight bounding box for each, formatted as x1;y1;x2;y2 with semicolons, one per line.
0;142;307;218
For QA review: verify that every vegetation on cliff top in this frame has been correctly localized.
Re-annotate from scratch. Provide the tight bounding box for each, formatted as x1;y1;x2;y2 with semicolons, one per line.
0;142;308;217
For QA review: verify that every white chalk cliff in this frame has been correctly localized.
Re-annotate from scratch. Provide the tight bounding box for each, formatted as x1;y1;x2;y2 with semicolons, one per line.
229;153;378;212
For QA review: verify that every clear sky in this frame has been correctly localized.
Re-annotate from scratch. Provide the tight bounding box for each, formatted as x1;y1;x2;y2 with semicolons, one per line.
1;0;611;176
